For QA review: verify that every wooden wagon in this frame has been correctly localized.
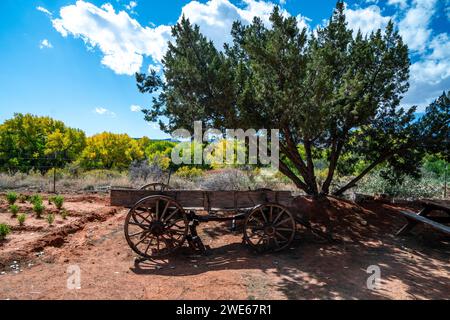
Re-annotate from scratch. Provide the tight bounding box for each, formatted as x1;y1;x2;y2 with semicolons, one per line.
111;183;306;259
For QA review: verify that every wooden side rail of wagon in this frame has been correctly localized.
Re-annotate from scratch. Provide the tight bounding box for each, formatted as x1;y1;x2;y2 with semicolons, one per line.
396;200;450;237
111;188;313;259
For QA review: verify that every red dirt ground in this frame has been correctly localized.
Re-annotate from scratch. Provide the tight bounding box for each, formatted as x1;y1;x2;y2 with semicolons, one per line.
0;194;449;300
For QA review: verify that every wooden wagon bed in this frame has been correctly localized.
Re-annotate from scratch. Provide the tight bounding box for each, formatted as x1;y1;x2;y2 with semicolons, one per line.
111;188;296;212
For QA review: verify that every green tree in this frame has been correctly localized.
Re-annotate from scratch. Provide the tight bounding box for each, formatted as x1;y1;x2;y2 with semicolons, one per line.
0;113;86;172
136;2;448;196
78;132;144;170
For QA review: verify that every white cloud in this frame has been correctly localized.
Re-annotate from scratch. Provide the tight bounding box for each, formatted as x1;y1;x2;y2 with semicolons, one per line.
94;107;116;117
345;5;392;36
387;0;408;9
130;105;142;112
125;1;138;14
404;31;450;109
52;1;171;75
398;0;437;53
51;0;309;75
126;1;138;10
50;0;447;111
39;39;53;49
37;6;52;16
148;63;162;73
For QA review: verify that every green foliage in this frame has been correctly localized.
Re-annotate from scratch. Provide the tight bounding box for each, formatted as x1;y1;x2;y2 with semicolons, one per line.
0;113;86;172
175;166;204;179
61;210;69;220
51;195;64;210
423;154;448;178
0;223;11;240
136;2;443;196
6;191;18;205
17;213;26;226
18;194;28;203
78;132;144;170
33;199;45;218
357;170;443;199
9;204;19;217
30;194;43;206
46;213;55;225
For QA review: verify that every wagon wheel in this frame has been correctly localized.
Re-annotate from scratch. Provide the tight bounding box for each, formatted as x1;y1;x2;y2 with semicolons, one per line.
243;204;296;253
124;195;188;259
140;183;172;191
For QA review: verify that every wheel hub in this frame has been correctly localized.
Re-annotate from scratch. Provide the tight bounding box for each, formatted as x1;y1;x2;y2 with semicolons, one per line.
264;225;276;236
150;221;165;235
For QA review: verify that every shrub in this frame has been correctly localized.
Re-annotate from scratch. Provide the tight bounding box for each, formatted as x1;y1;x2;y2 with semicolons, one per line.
61;210;69;220
52;195;64;210
9;204;19;217
17;214;26;226
33;201;45;218
18;194;29;203
46;213;55;225
199;169;254;191
30;194;43;206
0;224;11;240
6;191;18;205
175;166;204;180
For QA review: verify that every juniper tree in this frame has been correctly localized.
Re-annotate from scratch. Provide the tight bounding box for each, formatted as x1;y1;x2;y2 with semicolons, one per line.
136;1;448;197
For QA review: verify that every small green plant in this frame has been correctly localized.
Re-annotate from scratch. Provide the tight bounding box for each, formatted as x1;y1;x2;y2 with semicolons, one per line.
17;214;26;226
33;201;45;218
18;194;28;203
46;213;55;225
0;223;11;240
6;191;18;205
9;204;19;217
30;194;43;206
61;209;69;220
52;195;64;210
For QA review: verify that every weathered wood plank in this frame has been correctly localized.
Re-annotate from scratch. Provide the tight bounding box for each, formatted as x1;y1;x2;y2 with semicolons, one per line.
110;188;294;209
397;210;450;235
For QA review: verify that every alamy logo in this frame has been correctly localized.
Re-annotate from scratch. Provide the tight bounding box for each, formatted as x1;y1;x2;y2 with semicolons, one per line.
171;121;280;168
67;265;81;290
366;265;381;290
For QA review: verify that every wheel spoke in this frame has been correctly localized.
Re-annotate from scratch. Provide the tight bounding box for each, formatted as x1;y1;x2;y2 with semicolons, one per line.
163;208;179;223
128;221;149;229
277;227;294;232
129;230;148;237
275;231;288;241
275;218;292;227
272;209;285;225
259;208;268;223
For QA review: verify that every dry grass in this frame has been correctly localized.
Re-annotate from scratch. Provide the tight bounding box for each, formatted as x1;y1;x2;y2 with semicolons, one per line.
0;168;296;193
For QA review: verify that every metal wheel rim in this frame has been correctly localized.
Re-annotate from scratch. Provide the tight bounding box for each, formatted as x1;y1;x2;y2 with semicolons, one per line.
243;204;296;253
139;183;172;191
124;195;188;259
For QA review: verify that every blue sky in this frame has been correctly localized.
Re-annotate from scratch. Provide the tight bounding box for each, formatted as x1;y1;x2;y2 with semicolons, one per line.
0;0;448;138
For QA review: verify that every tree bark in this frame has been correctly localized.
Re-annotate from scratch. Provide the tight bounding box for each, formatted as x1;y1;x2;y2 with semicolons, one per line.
321;138;344;194
278;160;310;193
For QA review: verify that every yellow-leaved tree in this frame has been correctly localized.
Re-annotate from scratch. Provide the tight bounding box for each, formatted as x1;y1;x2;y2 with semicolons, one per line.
79;132;144;170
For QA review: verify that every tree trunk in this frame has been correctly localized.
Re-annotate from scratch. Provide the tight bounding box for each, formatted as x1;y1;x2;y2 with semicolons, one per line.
321;139;343;194
333;153;392;196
